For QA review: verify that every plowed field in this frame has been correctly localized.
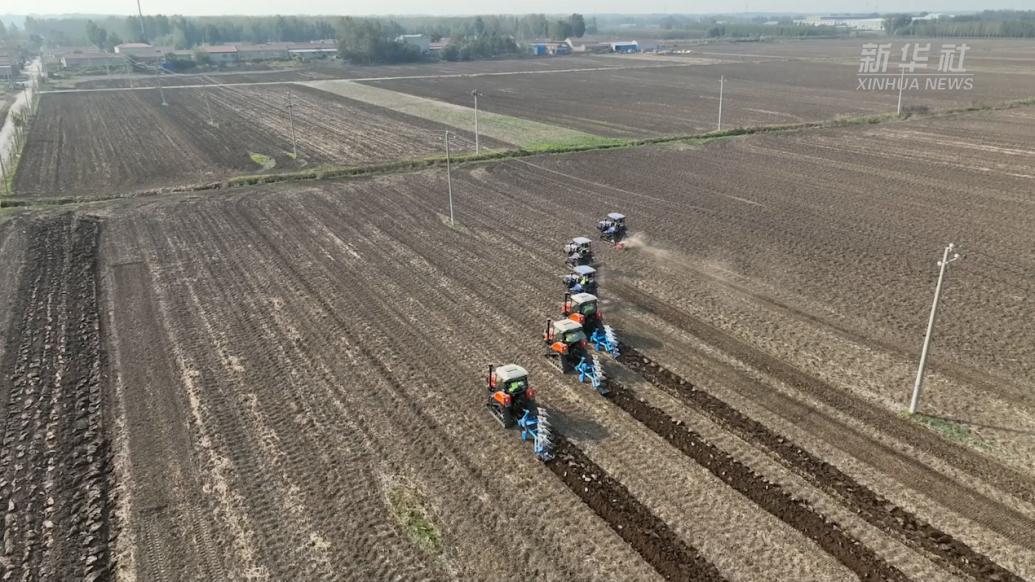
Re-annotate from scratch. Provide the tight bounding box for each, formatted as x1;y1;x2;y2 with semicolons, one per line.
13;86;487;197
365;53;1035;137
2;81;1034;581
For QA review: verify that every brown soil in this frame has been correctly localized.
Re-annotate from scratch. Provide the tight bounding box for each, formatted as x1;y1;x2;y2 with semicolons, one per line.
547;437;724;581
67;56;641;89
365;43;1035;137
3;82;1034;580
616;345;1021;581
0;214;114;580
14;86;488;197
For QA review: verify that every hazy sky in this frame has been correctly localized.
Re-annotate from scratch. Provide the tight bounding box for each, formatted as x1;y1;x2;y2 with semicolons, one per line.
3;0;1030;16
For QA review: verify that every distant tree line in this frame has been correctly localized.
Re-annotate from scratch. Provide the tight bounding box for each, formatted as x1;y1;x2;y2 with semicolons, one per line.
25;15;339;50
0;20;36;67
336;18;419;65
393;14;590;42
885;11;1035;37
20;13;598;64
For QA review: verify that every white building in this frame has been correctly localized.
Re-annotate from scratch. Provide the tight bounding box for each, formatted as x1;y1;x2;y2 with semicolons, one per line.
798;16;885;32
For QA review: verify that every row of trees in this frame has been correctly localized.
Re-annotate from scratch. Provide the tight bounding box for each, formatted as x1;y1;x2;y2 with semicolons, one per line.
885;11;1035;37
24;13;593;53
0;20;38;67
27;15;340;51
442;34;519;61
394;14;593;42
336;19;419;65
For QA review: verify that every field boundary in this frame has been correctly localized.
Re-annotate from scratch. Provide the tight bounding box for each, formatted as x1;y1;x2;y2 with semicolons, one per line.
4;94;1034;208
305;79;618;149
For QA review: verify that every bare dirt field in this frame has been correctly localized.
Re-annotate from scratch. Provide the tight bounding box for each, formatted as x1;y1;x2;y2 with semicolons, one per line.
66;55;650;89
12;85;487;197
687;38;1035;72
4;35;1035;581
2;104;1034;581
364;42;1035;137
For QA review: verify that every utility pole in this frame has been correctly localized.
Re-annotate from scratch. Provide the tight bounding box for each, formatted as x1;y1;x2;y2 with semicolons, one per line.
444;131;454;227
204;89;215;126
471;89;481;155
136;0;147;42
157;68;167;107
717;75;725;132
0;154;8;195
908;243;961;414
286;89;298;158
896;67;905;116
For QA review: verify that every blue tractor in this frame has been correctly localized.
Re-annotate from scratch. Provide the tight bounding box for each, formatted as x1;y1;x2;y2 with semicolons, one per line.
597;212;627;248
563;264;598;295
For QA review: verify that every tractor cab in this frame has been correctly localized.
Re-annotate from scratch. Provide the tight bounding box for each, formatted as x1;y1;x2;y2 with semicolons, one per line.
486;364;536;427
564;236;594;267
563;264;598;295
563;292;602;330
543;318;608;393
597;212;628;246
544;318;588;354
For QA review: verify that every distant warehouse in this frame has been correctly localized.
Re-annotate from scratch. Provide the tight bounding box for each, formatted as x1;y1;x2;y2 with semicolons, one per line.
610;41;640;54
236;44;290;62
287;43;338;61
796;15;885;31
200;45;239;64
60;51;126;70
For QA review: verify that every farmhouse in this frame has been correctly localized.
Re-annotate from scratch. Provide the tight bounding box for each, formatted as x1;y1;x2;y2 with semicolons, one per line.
287;43;338;61
200;45;239;63
429;37;450;56
114;43;170;64
60;51;125;69
236;43;291;61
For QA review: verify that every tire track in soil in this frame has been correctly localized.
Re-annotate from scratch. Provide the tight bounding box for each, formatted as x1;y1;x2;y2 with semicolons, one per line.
612;280;1035;554
609;353;1022;582
487;156;1035;434
293;186;903;581
177;203;444;580
547;437;725;582
0;214;113;581
236;192;723;582
602;380;908;582
430;163;1034;566
107;258;228;582
141;205;416;581
331;179;939;575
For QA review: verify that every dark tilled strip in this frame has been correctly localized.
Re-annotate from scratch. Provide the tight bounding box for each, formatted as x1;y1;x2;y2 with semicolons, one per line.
605;378;908;582
547;436;726;582
618;345;1023;582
